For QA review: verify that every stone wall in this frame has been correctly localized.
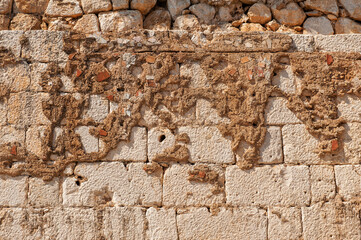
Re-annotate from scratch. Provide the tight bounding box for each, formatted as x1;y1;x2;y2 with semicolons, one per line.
0;30;361;239
0;0;361;34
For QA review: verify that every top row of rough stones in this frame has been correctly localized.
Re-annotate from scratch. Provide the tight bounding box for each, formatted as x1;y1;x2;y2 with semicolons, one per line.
0;0;361;35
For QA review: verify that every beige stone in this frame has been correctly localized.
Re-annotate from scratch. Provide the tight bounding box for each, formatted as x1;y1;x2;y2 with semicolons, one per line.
75;126;99;153
167;0;190;19
344;123;361;164
178;126;234;164
335;165;361;200
180;62;208;88
248;3;272;25
265;98;301;125
240;23;266;32
0;62;31;92
81;0;112;14
189;3;216;24
310;165;335;203
177;207;267;240
173;14;200;30
112;0;129;10
259;126;283;164
83;95;108;122
335;17;361;34
272;2;306;27
0;0;12;14
0;100;7;126
339;0;361;21
98;10;143;32
148;127;176;161
196;98;230;125
0;176;27;206
146;208;178;240
26;125;48;159
266;19;280;31
73;14;100;33
103;127;147;161
0;14;9;30
302;202;361;239
163;164;225;207
304;0;338;16
225;165;310;206
337;94;361;122
131;0;156;15
45;0;83;17
303;16;334;35
268;207;303;240
0;126;25;146
14;0;49;13
63;162;162;206
272;65;300;94
28;178;59;207
10;13;41;30
144;8;171;30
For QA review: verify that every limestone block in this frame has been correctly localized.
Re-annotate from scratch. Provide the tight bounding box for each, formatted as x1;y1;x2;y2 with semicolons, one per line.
10;13;41;30
259;126;283;164
148;127;176;162
178;126;234;164
28;178;59;207
225;165;310;206
14;0;49;14
103;127;147;161
0;0;12;14
73;14;100;33
83;95;108;122
112;0;129;10
339;0;361;21
303;16;334;35
22;31;68;62
337;95;361;122
0;176;27;207
310;165;335;203
302;202;361;239
0;14;9;30
163;164;225;207
81;0;112;14
75;126;98;153
304;0;338;15
63;162;162;207
146;208;178;240
290;34;314;52
0;62;31;92
131;0;156;15
196;98;230;125
268;207;303;240
43;208;99;239
189;3;215;24
103;207;146;239
0;99;7;125
265;97;301;125
180;62;209;88
45;0;82;17
335;165;361;201
8;93;51;127
144;8;171;31
0;126;25;145
98;10;143;32
314;34;361;52
177;207;267;240
167;0;190;20
0;31;23;58
344;123;361;164
26;125;48;159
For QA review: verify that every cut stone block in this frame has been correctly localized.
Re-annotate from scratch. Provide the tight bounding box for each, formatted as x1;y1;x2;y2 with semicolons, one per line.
265;97;301;125
83;95;108;122
98;10;143;32
337;94;361;122
112;0;129;10
81;0;112;14
259;126;283;164
75;126;99;153
0;62;30;92
148;127;176;162
343;123;361;164
0;176;27;207
335;165;361;201
0;0;12;14
196;98;230;125
268;207;303;240
146;207;178;240
272;66;300;95
310;165;335;203
26;125;48;159
45;0;83;17
28;177;59;207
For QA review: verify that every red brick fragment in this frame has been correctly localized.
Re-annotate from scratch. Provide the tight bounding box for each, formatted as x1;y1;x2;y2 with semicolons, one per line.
146;56;156;64
68;53;76;60
107;95;114;101
99;129;108;136
331;139;338;151
10;145;17;156
326;54;333;65
135;90;142;97
147;80;156;87
228;68;237;76
76;69;82;78
97;71;111;82
198;171;206;179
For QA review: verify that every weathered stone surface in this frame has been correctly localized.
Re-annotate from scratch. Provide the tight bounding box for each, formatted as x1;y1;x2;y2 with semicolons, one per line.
73;14;100;33
303;16;334;35
290;34;314;52
0;100;7;126
28;178;59;207
265;98;301;125
144;8;171;30
344;123;361;164
10;13;41;30
163;164;225;207
83;95;108;122
45;0;83;17
177;207;267;240
335;165;361;200
173;14;200;30
339;0;361;21
0;14;9;30
104;127;147;161
304;0;338;15
63;162;162;206
335;17;361;34
240;23;266;32
81;0;112;14
310;165;335;203
112;0;129;10
0;126;25;146
259;126;283;164
272;66;299;94
190;3;216;24
0;176;27;206
146;208;178;240
315;34;361;52
302;201;361;239
180;62;208;88
248;3;272;24
131;0;156;15
272;3;306;27
0;62;31;92
98;10;143;32
14;0;49;13
196;98;230;125
268;207;303;240
148;127;176;161
0;0;12;14
75;126;98;153
337;94;361;122
226;165;310;206
178;126;234;164
167;0;190;19
26;125;48;159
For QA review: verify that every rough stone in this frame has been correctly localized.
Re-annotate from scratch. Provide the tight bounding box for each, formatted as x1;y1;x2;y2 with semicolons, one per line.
0;62;31;92
14;0;49;14
335;165;361;201
268;207;303;240
177;207;267;240
112;0;129;10
343;123;361;164
28;178;59;207
144;8;171;30
131;0;156;15
240;23;266;32
98;10;143;32
0;126;25;146
189;3;216;24
26;125;48;159
173;14;200;30
167;0;190;19
0;176;27;206
74;126;99;153
225;165;310;206
259;126;283;164
146;208;178;240
272;65;300;94
63;162;162;206
248;3;272;25
45;0;83;17
290;34;314;52
335;17;361;34
0;0;12;14
303;16;334;35
10;13;41;30
0;14;9;30
304;0;338;16
314;34;361;52
83;95;108;122
339;0;361;21
148;127;176;162
337;94;361;122
265;98;301;125
310;165;335;203
196;98;230;125
81;0;112;14
180;62;208;88
272;2;306;27
73;14;100;33
163;164;225;207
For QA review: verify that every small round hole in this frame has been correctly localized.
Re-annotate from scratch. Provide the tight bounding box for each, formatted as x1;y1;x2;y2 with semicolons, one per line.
158;135;166;142
75;180;80;186
117;87;124;92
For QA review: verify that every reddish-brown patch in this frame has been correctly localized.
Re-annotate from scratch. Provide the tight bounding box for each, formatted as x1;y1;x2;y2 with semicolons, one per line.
99;129;108;136
146;56;156;64
327;54;333;65
97;71;111;82
135;90;142;97
76;69;82;78
147;80;156;87
331;139;338;151
228;68;237;76
10;145;17;156
68;53;76;60
198;171;206;179
247;69;253;80
107;95;114;101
